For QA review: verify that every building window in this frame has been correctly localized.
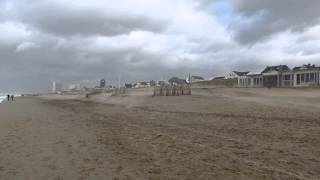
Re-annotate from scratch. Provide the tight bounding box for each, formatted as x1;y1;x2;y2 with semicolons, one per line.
301;74;305;83
297;74;300;85
310;73;315;82
283;75;291;80
306;73;310;83
254;78;258;86
240;79;244;86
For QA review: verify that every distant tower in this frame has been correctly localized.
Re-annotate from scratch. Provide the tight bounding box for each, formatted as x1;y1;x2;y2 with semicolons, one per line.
52;81;56;93
52;81;63;93
100;79;106;88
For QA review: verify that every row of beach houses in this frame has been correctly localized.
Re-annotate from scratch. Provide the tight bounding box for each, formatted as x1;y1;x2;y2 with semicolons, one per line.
228;64;320;88
52;64;320;93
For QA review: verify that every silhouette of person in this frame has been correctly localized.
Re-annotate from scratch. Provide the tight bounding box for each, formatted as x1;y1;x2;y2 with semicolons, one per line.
11;95;14;101
7;94;10;101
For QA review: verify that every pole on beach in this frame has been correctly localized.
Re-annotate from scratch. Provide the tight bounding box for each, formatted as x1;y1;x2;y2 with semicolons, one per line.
118;73;121;89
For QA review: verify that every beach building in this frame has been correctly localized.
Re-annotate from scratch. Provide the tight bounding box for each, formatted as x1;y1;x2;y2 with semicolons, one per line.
157;81;167;86
225;71;249;79
261;65;290;88
133;82;151;88
68;84;81;91
100;79;106;88
261;64;320;88
189;76;205;82
246;73;263;88
280;71;294;87
52;81;63;93
213;76;225;80
168;77;188;85
234;64;320;88
125;83;133;88
233;72;262;88
292;64;320;87
231;71;250;87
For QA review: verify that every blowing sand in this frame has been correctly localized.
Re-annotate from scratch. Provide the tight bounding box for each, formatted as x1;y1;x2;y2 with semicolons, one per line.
0;87;319;180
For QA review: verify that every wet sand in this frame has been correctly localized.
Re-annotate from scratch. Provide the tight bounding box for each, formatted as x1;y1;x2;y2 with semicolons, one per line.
0;88;320;180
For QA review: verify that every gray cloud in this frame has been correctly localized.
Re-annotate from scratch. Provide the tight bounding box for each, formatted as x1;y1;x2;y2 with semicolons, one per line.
1;0;320;93
0;40;191;92
6;1;167;37
234;0;320;44
24;9;166;37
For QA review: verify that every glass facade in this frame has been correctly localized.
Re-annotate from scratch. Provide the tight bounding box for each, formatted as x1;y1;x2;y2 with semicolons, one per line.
237;70;320;88
295;72;318;86
282;74;293;86
253;77;262;86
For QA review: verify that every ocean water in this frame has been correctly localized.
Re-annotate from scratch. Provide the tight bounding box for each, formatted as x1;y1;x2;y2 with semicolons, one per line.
0;96;6;103
0;94;21;103
0;95;7;103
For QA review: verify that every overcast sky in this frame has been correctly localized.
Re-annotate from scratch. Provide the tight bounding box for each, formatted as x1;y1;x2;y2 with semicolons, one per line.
1;0;320;92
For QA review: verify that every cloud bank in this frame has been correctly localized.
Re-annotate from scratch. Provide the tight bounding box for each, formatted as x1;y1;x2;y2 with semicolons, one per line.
0;0;320;92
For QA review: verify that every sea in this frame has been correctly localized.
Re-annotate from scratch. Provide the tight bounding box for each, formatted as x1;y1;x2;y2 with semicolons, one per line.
0;94;21;103
0;94;7;103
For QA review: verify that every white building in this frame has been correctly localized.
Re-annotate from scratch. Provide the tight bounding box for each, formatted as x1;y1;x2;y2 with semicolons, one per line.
231;71;250;87
187;76;205;83
245;72;263;88
234;64;320;88
133;82;151;88
293;64;320;87
52;81;63;93
68;84;81;91
225;71;249;80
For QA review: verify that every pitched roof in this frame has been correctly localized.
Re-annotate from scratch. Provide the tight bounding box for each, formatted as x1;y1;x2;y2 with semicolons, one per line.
293;64;319;71
192;76;204;80
232;71;250;76
261;65;290;74
213;76;225;79
168;77;187;84
247;72;262;76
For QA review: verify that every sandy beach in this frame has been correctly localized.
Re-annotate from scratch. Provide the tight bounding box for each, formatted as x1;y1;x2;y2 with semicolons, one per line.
0;87;320;180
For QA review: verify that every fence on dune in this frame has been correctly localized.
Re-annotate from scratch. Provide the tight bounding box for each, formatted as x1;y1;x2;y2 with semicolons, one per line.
153;84;191;96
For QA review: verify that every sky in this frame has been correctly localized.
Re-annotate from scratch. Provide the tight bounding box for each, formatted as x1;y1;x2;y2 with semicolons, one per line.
1;0;320;92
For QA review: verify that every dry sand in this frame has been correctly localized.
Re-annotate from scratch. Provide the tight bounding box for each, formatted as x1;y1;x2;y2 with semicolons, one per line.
0;87;320;180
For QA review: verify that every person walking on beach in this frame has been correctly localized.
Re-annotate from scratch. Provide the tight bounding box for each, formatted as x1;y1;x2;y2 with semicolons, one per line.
7;94;10;101
11;95;14;101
